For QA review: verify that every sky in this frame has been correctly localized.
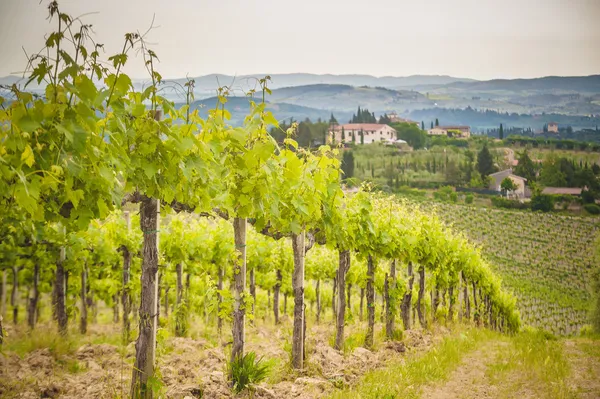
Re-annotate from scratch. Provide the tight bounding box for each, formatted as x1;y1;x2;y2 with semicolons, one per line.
0;0;599;80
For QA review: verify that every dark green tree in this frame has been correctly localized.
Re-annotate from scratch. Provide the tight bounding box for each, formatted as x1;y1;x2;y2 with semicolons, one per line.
421;121;425;130
329;113;338;124
391;122;428;149
435;118;439;127
539;154;567;187
430;121;434;129
477;144;496;178
514;149;537;182
341;150;355;179
341;127;346;142
499;124;504;140
360;129;364;145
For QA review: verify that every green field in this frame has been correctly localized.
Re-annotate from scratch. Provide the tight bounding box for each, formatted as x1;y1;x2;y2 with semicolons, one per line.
416;200;598;335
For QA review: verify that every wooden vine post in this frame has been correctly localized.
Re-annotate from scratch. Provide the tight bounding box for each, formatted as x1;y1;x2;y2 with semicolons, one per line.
291;231;306;368
231;217;247;363
365;255;376;348
122;211;132;342
131;110;162;399
335;250;350;350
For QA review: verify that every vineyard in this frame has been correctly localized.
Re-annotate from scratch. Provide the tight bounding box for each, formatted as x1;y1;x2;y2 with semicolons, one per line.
0;3;528;398
417;200;598;335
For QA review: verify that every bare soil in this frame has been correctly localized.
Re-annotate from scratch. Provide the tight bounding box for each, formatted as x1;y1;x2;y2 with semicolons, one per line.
0;320;444;399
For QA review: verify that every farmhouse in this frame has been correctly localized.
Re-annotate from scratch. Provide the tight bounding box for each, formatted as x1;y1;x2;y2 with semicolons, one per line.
329;123;397;144
427;125;471;138
548;122;559;133
488;169;527;198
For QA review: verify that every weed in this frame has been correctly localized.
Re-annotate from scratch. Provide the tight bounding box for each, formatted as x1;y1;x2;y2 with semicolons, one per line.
227;351;270;394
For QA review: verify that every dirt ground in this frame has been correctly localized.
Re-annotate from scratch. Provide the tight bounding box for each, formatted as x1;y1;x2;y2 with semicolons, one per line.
0;319;444;399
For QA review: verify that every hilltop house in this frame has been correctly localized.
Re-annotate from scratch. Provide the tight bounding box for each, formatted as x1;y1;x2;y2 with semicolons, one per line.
427;125;471;138
488;169;528;198
548;122;559;133
329;123;397;144
388;112;420;127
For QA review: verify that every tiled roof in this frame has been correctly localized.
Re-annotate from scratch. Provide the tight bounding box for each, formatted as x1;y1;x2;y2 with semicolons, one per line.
333;123;394;131
542;187;582;195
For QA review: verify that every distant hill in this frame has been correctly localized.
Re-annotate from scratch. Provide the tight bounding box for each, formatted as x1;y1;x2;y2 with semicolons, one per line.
138;73;477;101
263;84;431;114
185;96;352;126
442;75;600;93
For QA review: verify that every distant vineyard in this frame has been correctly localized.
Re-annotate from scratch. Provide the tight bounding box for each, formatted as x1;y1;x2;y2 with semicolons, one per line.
419;201;598;335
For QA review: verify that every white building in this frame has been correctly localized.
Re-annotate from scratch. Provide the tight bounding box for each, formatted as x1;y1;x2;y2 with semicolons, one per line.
329;123;397;144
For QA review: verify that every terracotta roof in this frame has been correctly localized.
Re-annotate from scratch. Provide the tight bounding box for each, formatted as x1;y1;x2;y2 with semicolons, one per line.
541;187;582;195
333;123;394;131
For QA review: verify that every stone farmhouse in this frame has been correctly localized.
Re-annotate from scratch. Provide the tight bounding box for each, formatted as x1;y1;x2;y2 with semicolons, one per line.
427;125;471;138
329;123;397;144
488;169;528;198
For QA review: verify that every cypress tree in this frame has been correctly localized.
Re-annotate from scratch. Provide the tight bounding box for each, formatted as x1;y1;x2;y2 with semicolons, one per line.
435;118;439;127
499;124;504;140
477;144;496;178
421;121;425;130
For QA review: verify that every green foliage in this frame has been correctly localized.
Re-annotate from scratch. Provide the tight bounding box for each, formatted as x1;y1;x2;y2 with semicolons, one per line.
342;150;355;179
539;154;567;187
433;186;454;202
351;107;377;123
228;351;270;393
531;193;555;212
465;193;474;204
390;122;428;149
514;149;537;182
584;203;600;215
477;144;496;178
491;197;530;210
500;177;518;193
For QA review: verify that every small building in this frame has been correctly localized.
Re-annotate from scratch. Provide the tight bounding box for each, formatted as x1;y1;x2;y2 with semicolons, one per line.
541;187;582;196
388;112;420;127
427;125;471;138
548;122;559;133
329;123;397;144
488;169;527;198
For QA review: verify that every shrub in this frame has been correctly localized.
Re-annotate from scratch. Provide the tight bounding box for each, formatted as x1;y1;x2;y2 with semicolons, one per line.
584;203;600;215
449;192;458;203
491;196;529;210
227;351;270;394
465;194;474;204
435;186;454;202
531;194;555;212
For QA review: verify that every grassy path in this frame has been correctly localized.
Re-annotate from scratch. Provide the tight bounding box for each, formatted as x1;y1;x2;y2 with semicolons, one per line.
564;339;600;398
418;339;508;399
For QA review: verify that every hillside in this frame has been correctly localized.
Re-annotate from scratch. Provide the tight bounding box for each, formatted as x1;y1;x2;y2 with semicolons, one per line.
416;201;598;336
264;84;431;114
445;75;600;93
185;95;353;126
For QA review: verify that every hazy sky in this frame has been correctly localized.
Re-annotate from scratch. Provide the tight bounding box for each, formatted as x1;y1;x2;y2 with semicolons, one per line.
1;0;599;80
